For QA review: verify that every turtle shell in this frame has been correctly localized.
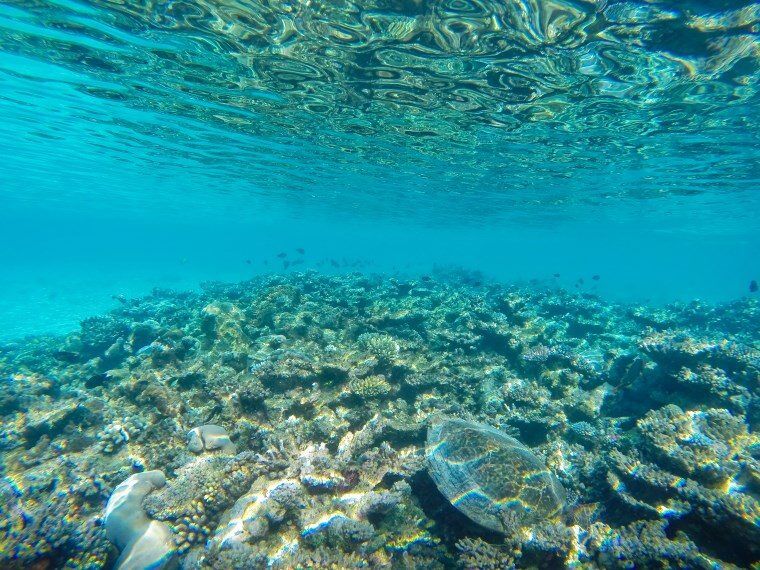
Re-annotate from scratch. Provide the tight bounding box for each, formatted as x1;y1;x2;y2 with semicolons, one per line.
426;417;566;534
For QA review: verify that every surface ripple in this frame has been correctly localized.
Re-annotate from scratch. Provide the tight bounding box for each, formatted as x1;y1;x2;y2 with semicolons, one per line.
0;0;757;222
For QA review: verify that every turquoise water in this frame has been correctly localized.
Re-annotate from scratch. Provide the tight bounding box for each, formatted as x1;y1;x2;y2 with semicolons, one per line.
0;0;758;334
1;3;760;568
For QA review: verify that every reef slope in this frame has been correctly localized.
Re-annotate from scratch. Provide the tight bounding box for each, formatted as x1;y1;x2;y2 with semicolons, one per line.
0;272;758;568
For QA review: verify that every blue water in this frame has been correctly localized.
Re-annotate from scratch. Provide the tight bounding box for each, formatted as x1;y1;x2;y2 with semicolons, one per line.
0;0;758;340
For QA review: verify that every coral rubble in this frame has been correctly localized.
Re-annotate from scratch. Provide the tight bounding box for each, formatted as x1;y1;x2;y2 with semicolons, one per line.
0;272;757;568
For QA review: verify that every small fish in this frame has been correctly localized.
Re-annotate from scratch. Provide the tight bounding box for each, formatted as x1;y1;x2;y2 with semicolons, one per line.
111;294;126;304
296;248;305;255
283;260;290;269
751;280;758;293
276;252;287;259
245;259;252;265
330;259;339;268
592;275;600;281
552;273;560;278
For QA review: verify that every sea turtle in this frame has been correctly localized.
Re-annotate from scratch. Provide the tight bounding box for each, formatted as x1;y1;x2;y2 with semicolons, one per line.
426;417;566;534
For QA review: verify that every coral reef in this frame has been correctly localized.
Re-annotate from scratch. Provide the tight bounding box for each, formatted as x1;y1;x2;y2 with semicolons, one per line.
0;272;757;568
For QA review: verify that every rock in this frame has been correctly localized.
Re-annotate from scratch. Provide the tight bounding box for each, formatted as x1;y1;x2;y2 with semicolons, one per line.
187;425;236;454
104;470;177;570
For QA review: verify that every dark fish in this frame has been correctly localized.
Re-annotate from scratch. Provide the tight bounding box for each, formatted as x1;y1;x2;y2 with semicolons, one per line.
245;259;252;265
592;275;600;281
296;248;305;255
276;252;287;258
53;350;80;363
85;373;108;388
283;260;290;269
553;273;560;278
330;259;339;268
751;280;759;293
111;294;126;304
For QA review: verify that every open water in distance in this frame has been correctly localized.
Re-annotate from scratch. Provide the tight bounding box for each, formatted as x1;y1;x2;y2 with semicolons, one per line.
0;0;758;338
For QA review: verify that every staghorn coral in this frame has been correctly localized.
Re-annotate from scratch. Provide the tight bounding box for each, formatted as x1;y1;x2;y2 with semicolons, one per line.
456;537;518;570
590;520;711;569
636;404;753;486
198;542;269;569
286;545;369;569
300;513;375;551
0;490;111;569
